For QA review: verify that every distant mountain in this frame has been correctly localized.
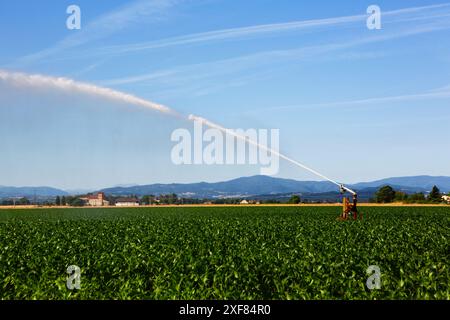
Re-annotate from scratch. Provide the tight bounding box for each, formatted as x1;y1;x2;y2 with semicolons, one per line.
64;188;95;195
100;175;338;198
100;175;450;199
351;176;450;192
2;175;448;200
0;186;68;198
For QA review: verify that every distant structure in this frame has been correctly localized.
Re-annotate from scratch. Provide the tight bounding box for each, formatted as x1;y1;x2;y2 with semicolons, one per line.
115;197;140;207
80;192;109;207
240;199;260;205
442;195;450;204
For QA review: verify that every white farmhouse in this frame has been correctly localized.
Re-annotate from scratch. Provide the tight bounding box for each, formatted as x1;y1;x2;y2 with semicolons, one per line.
442;195;450;204
115;197;140;207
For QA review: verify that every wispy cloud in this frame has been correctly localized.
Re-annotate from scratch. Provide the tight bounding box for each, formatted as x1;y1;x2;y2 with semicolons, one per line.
250;86;450;114
12;0;180;66
75;3;450;59
98;20;450;94
430;84;450;92
100;69;179;86
67;61;105;78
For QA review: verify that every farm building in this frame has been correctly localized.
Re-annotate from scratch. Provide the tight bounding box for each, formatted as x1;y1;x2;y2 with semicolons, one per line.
80;192;109;207
442;195;450;203
115;197;140;207
240;199;260;205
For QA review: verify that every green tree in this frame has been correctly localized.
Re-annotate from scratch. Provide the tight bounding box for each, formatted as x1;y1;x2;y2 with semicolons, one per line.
375;185;396;203
409;193;426;203
55;196;61;206
61;196;66;206
69;198;84;207
160;194;178;205
288;195;301;204
17;197;30;205
394;191;408;202
169;193;178;204
2;200;13;206
141;195;149;205
428;185;441;202
142;195;156;205
263;199;281;204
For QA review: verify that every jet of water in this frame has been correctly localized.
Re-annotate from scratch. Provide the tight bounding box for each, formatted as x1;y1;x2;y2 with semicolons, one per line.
188;114;351;191
0;70;181;117
0;70;354;193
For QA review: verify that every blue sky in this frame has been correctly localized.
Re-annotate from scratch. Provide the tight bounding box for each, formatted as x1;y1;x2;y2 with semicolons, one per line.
0;0;449;190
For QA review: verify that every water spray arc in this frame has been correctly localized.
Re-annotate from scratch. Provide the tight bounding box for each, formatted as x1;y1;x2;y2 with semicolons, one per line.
188;115;347;188
0;70;181;118
0;70;359;219
188;115;360;220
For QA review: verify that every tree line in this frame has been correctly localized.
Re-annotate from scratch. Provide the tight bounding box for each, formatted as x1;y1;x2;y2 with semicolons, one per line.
372;185;447;204
1;187;448;206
